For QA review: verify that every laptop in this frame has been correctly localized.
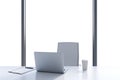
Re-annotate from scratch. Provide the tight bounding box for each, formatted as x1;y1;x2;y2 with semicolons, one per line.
34;52;67;74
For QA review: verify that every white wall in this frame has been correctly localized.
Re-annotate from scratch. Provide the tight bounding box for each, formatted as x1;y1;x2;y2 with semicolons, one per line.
26;0;92;66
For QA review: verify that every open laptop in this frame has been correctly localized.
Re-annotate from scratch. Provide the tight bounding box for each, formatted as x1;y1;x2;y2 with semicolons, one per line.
34;52;67;74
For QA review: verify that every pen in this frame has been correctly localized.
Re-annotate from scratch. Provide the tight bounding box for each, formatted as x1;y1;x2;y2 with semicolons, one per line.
25;67;34;69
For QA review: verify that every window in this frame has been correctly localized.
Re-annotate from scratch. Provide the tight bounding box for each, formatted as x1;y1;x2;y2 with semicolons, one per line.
98;0;120;67
0;0;21;66
26;0;92;66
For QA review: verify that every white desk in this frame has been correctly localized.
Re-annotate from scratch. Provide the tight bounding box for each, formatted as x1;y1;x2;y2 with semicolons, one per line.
0;66;120;80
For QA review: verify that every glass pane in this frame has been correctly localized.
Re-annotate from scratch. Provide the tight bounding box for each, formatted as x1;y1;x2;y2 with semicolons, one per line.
26;0;92;66
0;0;21;66
98;0;120;67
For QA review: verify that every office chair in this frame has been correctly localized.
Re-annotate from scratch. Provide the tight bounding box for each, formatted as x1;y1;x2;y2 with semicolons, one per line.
57;42;79;66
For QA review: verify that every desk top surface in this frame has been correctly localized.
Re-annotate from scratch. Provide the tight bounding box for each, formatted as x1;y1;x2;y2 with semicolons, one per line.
0;66;120;80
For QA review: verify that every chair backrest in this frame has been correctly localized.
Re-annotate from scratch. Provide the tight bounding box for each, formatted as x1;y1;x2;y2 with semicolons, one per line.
57;42;79;66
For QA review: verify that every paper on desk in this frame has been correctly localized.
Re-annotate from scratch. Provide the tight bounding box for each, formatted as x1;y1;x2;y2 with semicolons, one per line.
8;67;35;75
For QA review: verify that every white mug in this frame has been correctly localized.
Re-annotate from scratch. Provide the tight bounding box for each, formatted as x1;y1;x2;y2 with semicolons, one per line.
82;60;88;71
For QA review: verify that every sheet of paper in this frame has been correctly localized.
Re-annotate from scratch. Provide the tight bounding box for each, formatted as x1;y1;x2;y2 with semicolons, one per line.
8;67;35;75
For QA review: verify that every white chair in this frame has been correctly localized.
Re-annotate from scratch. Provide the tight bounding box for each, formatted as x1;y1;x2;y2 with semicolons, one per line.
57;42;79;66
